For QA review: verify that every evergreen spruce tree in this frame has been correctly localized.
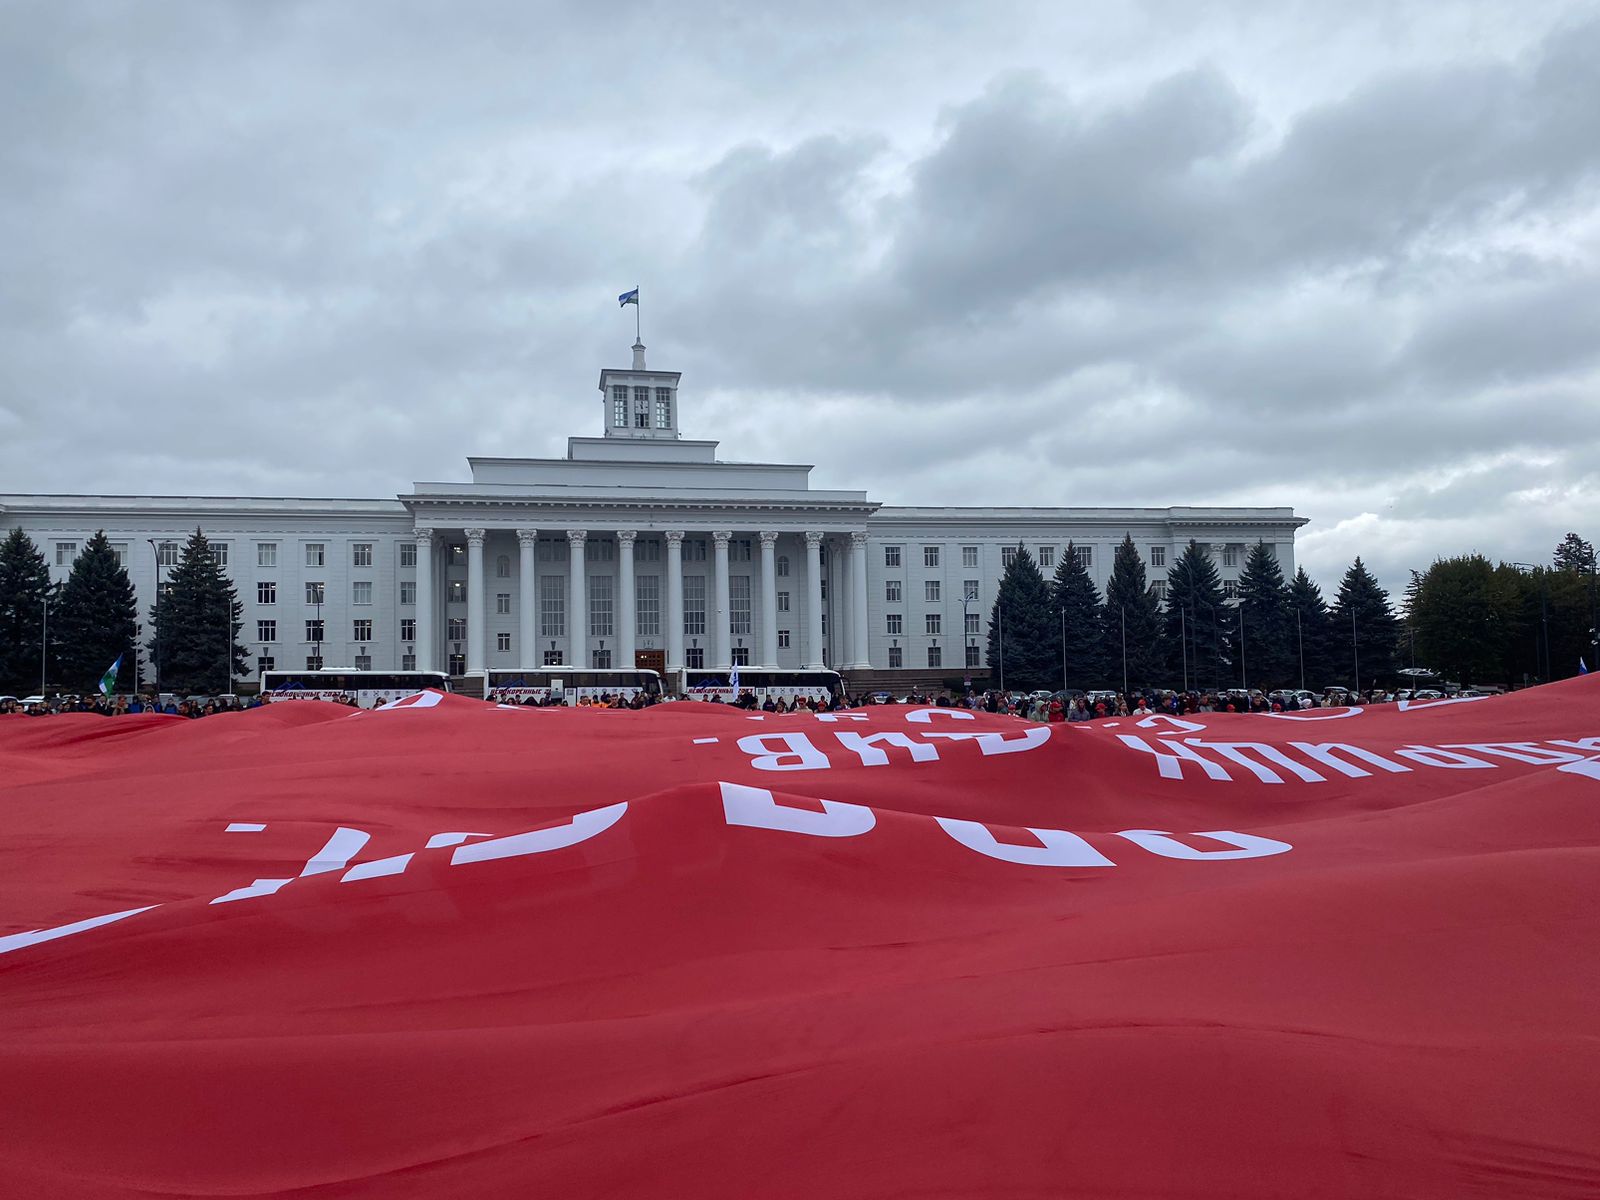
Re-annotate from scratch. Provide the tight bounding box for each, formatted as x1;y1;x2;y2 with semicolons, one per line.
1286;567;1332;690
146;528;249;694
55;530;140;693
1398;569;1424;671
1160;540;1227;691
1236;541;1294;689
1411;555;1525;687
1552;532;1596;574
1050;542;1104;689
1329;557;1399;688
1100;534;1163;690
0;528;56;696
985;543;1056;692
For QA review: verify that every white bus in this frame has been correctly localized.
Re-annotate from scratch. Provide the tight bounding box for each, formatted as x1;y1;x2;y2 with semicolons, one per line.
482;667;664;706
676;668;846;705
260;669;451;708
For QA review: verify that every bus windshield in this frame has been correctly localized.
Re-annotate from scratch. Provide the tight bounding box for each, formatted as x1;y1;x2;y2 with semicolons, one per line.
483;669;663;706
677;668;845;703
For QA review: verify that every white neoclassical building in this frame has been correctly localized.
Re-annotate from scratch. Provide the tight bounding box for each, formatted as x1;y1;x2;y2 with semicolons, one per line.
2;340;1306;690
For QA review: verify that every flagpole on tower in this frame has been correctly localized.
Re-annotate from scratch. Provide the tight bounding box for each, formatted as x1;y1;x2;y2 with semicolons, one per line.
634;285;641;345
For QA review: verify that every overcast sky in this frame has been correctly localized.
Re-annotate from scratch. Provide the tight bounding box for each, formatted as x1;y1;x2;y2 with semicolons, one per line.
3;0;1597;596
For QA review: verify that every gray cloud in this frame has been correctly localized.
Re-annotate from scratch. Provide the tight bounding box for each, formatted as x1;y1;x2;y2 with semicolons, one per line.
1;0;1598;604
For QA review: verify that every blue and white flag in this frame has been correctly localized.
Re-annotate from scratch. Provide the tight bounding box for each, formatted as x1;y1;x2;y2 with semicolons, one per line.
618;288;639;307
729;662;741;692
1581;657;1590;676
97;655;123;697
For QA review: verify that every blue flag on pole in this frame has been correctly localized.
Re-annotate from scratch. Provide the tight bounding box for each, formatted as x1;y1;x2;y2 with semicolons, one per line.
1581;658;1590;675
98;655;123;697
618;288;639;307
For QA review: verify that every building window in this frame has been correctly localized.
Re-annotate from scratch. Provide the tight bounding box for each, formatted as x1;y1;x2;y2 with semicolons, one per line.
821;614;828;636
401;653;416;670
637;574;661;637
966;643;981;668
683;539;707;562
544;650;564;666
730;538;752;562
208;544;228;569
305;619;324;643
352;543;373;568
885;580;901;603
777;590;790;612
257;620;276;642
540;576;564;638
352;581;373;605
730;576;751;635
1223;545;1241;568
590;575;614;638
257;655;274;675
820;578;827;601
732;646;750;666
776;554;789;577
962;545;979;569
400;581;416;605
400;542;417;568
449;543;465;564
966;612;980;636
1153;580;1169;601
497;632;512;653
612;385;628;427
633;385;650;427
925;580;941;602
156;541;180;567
258;581;276;604
586;539;614;563
683;574;706;635
1074;545;1093;569
305;543;325;568
964;579;979;601
637;539;662;563
1039;546;1055;568
1149;546;1166;568
448;652;465;675
110;543;128;567
655;387;672;429
354;655;372;671
306;655;323;671
1223;580;1240;600
1002;547;1017;568
685;646;705;669
305;582;325;605
495;554;510;578
257;543;277;568
55;542;77;566
886;613;902;636
888;646;903;668
923;545;940;568
448;580;466;603
926;613;942;636
778;629;790;649
537;537;568;563
447;617;467;640
593;648;613;668
496;592;511;615
352;619;373;641
927;645;942;668
400;618;416;641
885;545;902;568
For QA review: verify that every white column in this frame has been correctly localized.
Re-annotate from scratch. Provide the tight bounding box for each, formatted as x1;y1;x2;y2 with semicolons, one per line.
414;528;435;672
665;530;685;673
517;528;537;669
758;531;779;668
617;530;637;669
712;530;732;671
465;528;487;674
850;530;871;669
804;531;824;669
567;529;588;667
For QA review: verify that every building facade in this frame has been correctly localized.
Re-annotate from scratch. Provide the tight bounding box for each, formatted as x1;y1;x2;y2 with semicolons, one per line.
1;342;1306;689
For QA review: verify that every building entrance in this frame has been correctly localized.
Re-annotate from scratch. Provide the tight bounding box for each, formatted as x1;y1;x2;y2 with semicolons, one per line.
635;648;665;673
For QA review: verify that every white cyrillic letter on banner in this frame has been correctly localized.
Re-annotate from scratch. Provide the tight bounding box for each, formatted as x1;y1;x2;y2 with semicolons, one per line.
737;732;831;771
451;804;628;866
935;818;1115;867
1116;829;1293;860
720;782;876;837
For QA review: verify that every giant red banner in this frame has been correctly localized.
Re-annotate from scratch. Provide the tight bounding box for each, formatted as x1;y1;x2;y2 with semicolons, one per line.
3;682;1599;1198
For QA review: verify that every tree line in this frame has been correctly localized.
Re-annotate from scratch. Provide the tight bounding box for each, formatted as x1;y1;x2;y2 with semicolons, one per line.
0;527;246;696
986;532;1597;694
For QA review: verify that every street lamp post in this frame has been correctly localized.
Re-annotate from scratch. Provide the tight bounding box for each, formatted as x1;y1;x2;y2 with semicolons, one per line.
146;539;163;696
39;594;48;696
1296;607;1305;692
1351;607;1361;695
1180;607;1188;692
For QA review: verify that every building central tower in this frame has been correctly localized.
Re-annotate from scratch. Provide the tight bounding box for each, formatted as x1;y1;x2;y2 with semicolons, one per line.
598;341;682;440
